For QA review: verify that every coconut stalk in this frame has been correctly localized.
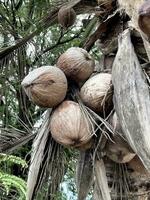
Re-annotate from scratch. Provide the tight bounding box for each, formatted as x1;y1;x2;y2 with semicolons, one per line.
112;29;150;171
95;159;111;200
76;150;94;200
27;109;51;200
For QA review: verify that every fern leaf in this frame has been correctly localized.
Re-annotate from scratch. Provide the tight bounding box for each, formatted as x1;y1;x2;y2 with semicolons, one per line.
0;172;26;199
0;153;28;168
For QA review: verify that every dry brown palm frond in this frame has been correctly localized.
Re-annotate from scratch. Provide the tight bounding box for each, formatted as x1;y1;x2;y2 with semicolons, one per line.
76;149;94;200
94;159;111;200
109;161;131;200
0;126;34;153
27;109;51;200
46;138;66;200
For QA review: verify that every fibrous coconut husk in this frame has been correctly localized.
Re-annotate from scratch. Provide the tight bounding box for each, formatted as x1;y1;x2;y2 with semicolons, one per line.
57;47;95;83
21;66;68;108
107;112;136;163
49;100;94;148
58;6;76;29
105;135;136;163
128;155;149;175
138;1;150;39
80;73;113;113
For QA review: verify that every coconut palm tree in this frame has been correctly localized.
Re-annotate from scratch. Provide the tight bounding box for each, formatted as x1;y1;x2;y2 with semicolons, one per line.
0;0;150;199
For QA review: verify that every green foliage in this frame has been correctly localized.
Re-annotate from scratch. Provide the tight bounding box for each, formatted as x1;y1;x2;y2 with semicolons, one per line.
0;154;27;200
0;154;28;168
0;172;26;200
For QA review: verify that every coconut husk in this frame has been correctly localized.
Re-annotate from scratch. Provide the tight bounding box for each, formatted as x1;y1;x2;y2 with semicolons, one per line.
76;150;94;200
105;135;136;163
21;66;68;108
58;6;76;29
50;100;94;148
128;155;149;175
112;29;150;171
80;73;113;113
107;113;136;163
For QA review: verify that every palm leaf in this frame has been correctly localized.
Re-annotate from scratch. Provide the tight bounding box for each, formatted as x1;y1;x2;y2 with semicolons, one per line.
0;127;34;153
27;109;51;200
76;150;94;200
0;0;82;63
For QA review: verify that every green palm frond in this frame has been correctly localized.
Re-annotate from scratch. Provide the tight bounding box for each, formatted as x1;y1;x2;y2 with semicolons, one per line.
0;172;26;200
0;153;27;200
0;154;28;168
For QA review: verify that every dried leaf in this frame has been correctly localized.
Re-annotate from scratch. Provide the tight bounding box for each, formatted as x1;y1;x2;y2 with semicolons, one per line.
76;150;94;200
27;109;51;200
112;29;150;170
95;159;111;200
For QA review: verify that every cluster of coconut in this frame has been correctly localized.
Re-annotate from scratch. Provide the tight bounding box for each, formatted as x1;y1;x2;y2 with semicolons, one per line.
21;47;113;151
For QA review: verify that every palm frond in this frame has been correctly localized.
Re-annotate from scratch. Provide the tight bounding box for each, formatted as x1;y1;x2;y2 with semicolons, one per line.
76;150;94;200
0;127;35;153
94;159;111;200
0;172;26;199
0;153;28;168
46;138;66;200
27;109;51;200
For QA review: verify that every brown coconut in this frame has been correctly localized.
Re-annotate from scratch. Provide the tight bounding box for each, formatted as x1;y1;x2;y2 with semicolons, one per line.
105;135;136;163
80;73;112;112
128;155;149;175
58;6;76;29
49;100;93;148
57;47;95;83
21;66;67;108
107;112;136;163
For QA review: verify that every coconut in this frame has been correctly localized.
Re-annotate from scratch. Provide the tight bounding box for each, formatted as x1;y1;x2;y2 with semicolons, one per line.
128;156;149;174
56;47;95;83
107;112;136;163
105;135;136;163
21;66;67;108
80;73;112;112
58;6;76;29
49;100;93;148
